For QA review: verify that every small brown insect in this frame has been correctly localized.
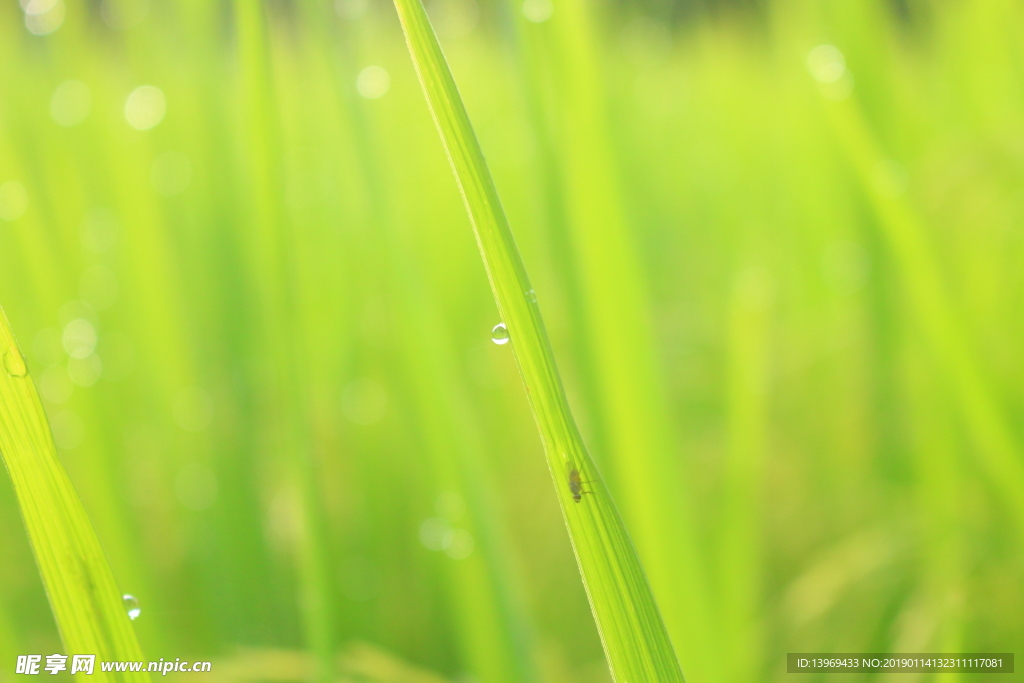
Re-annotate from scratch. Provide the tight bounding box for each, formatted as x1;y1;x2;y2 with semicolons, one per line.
568;465;594;503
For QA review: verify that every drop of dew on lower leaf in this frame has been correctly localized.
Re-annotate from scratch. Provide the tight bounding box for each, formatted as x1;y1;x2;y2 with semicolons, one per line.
123;594;140;620
525;289;537;303
491;323;509;345
3;348;27;377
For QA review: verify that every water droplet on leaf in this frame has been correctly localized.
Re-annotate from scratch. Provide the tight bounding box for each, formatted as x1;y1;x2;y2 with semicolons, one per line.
122;594;140;620
525;289;537;303
3;348;27;377
491;323;509;345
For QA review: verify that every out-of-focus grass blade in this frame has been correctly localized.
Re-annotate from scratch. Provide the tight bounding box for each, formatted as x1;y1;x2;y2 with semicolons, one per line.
718;264;772;683
389;0;685;680
232;3;335;680
0;308;149;682
810;62;1024;534
291;3;541;677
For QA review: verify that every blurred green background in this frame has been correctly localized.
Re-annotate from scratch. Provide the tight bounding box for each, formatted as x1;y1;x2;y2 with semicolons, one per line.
1;0;1022;681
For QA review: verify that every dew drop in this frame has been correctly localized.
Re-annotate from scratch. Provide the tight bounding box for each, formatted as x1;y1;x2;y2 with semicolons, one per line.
122;594;140;620
490;323;509;345
525;289;537;303
3;348;27;377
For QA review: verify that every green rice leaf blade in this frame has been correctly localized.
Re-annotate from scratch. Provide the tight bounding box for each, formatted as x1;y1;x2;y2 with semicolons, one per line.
388;2;686;681
0;308;149;683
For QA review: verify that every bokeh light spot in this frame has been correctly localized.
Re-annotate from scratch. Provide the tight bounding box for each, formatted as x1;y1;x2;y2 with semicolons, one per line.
63;318;98;359
23;0;65;35
522;0;553;23
335;0;368;20
124;85;166;130
356;66;391;100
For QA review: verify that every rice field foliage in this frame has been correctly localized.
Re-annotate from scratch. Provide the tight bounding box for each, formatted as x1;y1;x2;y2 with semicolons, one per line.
0;0;1022;682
